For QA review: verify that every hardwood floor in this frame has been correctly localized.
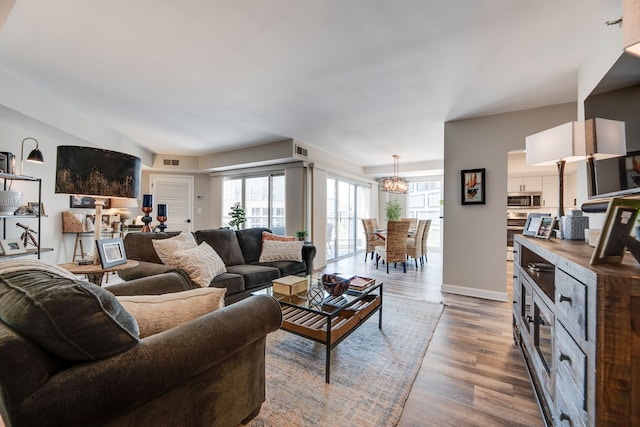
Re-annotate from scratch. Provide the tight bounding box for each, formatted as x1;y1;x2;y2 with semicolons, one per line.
321;251;544;427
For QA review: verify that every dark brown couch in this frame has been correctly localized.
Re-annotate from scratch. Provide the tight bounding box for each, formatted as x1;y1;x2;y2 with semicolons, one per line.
115;227;316;304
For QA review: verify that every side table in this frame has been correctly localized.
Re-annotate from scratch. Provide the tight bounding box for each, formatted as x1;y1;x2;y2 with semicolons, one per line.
59;260;139;286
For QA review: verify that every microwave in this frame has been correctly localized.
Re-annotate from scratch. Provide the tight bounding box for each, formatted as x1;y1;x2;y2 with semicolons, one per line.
507;192;542;209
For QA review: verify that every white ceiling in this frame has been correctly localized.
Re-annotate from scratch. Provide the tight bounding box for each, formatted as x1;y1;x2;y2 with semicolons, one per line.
0;0;622;168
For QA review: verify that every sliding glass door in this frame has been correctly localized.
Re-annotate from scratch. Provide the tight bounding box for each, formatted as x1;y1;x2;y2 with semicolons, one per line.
327;177;367;260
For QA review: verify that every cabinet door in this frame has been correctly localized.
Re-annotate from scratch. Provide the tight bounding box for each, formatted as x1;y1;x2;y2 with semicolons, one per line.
508;177;523;193
542;175;559;208
522;176;542;192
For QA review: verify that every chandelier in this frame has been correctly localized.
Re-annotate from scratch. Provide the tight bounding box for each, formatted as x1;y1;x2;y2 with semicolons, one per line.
381;155;408;194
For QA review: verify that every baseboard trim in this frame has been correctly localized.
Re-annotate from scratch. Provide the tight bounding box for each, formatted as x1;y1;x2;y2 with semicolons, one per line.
441;284;508;302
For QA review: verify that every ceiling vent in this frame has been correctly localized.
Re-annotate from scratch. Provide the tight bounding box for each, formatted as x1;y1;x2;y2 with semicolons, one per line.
294;144;308;158
162;159;180;166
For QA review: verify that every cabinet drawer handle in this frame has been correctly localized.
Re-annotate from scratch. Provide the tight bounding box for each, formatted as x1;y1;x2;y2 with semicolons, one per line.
559;295;572;304
526;315;534;323
559;353;572;364
513;275;517;279
559;412;572;425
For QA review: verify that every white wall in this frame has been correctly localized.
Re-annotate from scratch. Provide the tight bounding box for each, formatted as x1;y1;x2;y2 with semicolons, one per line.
443;102;577;301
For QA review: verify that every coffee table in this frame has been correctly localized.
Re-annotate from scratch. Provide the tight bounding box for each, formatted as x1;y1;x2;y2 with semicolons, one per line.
269;279;383;383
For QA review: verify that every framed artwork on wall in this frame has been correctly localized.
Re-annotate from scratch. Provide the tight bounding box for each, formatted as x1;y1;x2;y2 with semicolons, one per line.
461;168;486;205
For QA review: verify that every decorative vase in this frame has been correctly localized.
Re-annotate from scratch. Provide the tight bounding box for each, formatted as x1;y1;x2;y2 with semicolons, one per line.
0;191;22;215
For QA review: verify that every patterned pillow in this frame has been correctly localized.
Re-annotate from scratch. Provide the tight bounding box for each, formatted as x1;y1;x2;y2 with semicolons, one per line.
152;232;197;266
116;287;226;337
262;231;296;242
259;240;304;263
172;242;227;287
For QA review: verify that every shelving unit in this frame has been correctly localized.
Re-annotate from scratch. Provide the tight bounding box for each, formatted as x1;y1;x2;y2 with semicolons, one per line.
0;173;52;259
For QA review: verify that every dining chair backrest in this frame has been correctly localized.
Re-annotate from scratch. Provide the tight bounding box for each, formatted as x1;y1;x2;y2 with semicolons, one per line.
384;220;411;264
401;217;418;230
363;218;383;253
421;219;432;254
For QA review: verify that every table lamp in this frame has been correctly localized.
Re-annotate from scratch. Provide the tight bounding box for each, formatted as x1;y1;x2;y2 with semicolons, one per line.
55;146;141;263
526;118;626;221
111;198;139;231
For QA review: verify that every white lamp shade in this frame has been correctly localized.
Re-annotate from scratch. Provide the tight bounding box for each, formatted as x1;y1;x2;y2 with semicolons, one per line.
526;122;585;166
624;0;640;57
585;118;627;159
111;198;139;209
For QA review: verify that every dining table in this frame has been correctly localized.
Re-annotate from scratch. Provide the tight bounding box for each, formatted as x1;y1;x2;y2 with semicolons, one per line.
374;228;416;240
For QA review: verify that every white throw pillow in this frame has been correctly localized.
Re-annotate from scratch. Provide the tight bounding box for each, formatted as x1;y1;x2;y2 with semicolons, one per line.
152;232;197;266
116;287;226;337
259;240;304;263
172;242;227;287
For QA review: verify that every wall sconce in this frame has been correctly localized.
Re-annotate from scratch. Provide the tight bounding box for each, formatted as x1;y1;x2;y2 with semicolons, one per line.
20;137;44;176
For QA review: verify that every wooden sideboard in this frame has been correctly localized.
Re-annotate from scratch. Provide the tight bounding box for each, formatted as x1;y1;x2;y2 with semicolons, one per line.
513;235;640;426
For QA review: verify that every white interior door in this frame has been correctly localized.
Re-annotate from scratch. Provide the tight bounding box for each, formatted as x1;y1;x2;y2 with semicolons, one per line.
149;175;194;232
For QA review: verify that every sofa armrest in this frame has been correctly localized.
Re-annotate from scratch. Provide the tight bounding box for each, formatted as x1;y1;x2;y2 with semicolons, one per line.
117;260;180;281
14;294;282;426
107;271;195;296
302;243;316;275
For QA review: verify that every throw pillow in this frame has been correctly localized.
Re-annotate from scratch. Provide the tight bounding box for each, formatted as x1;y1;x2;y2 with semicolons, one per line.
0;270;139;361
116;287;226;338
259;240;304;263
172;242;227;287
152;232;197;266
262;231;296;242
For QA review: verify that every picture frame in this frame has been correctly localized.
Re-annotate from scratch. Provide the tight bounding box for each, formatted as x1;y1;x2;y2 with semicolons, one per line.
70;196;111;209
523;213;551;237
95;237;127;268
461;168;486;205
535;216;555;239
590;198;640;265
0;239;26;255
27;202;45;216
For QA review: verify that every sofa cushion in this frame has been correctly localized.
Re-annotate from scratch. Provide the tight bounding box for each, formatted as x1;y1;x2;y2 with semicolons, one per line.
172;242;227;287
116;287;226;337
152;232;197;265
0;269;139;361
236;227;270;264
210;272;245;294
124;232;181;264
262;231;295;242
259;240;304;263
195;229;245;266
225;264;280;290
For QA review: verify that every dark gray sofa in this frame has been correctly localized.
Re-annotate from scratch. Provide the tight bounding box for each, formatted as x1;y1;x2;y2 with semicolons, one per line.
0;266;282;427
115;227;316;304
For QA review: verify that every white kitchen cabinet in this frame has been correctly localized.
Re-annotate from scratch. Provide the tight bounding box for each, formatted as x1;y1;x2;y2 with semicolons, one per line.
542;175;559;208
508;176;543;193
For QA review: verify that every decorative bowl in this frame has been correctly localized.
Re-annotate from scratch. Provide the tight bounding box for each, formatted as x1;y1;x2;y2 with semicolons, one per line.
320;274;351;296
0;191;22;215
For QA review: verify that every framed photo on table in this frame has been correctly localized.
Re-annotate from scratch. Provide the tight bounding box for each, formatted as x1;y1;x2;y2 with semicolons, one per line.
523;213;551;236
461;168;486;205
0;239;26;256
535;216;555;239
590;198;640;265
95;238;127;268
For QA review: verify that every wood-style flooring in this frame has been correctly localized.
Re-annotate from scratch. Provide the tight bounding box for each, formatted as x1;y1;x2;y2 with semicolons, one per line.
321;251;544;427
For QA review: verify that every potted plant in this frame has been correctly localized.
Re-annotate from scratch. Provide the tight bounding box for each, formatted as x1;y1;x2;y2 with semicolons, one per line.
228;202;246;230
295;230;308;241
386;200;402;221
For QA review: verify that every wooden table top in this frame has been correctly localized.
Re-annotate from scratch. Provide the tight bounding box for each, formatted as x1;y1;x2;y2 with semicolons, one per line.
59;259;139;275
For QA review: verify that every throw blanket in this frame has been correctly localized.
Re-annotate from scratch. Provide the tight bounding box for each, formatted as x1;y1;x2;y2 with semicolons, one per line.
0;259;77;280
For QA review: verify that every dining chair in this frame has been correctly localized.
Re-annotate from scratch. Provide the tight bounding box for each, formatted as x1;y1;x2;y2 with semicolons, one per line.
374;219;410;273
362;218;384;262
406;219;427;268
421;219;432;264
401;217;418;230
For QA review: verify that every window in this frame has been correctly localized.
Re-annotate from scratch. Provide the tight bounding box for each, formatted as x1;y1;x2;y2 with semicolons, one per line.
223;174;285;232
407;177;443;251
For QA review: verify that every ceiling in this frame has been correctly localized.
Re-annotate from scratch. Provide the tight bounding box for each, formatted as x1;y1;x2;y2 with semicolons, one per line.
0;0;623;168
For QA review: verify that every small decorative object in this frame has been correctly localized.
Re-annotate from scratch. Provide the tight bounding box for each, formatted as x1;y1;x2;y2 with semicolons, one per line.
156;203;168;232
295;230;308;241
70;196;111;209
386;200;402;221
320;273;351;296
523;213;551;237
0;238;26;255
15;222;38;248
0;152;15;174
0;191;22;215
535;216;555;239
307;282;325;307
141;194;153;232
95;237;127;268
461;168;486;205
27;202;44;216
560;210;589;240
228;202;246;230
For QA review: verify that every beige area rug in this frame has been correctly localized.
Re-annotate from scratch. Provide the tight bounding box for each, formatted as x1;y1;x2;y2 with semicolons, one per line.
247;295;444;427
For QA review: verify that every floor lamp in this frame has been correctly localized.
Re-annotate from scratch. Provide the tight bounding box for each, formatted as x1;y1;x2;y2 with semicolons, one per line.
55;146;141;264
